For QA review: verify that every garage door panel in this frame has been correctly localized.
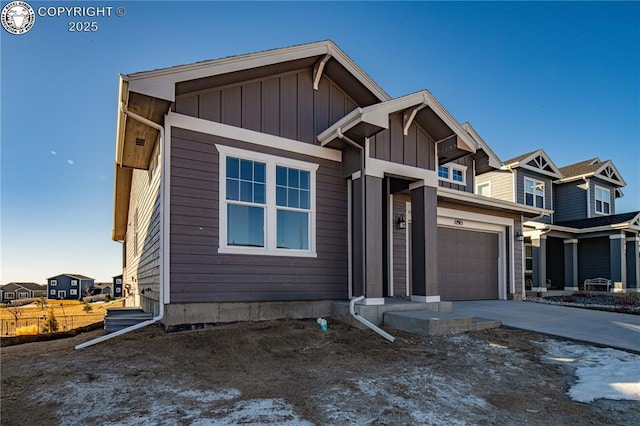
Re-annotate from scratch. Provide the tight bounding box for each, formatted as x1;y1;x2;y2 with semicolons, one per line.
438;227;498;300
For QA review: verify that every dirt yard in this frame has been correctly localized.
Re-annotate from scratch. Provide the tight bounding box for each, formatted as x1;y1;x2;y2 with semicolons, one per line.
1;320;638;425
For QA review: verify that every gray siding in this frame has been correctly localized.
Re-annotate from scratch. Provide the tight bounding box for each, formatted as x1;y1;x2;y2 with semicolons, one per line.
438;156;474;193
588;178;616;218
515;169;553;210
578;237;610;284
554;182;587;222
475;170;513;202
169;127;348;303
545;237;565;289
392;194;410;296
174;69;358;144
124;142;162;313
369;112;435;170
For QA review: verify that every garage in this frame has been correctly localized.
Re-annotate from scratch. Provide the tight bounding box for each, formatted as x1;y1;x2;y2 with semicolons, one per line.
438;227;499;300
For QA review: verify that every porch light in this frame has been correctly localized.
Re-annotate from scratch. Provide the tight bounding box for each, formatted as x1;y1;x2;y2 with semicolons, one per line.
516;229;525;242
396;215;406;229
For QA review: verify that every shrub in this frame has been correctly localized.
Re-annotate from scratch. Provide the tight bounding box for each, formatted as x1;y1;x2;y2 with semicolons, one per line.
82;302;93;313
42;309;59;333
15;325;39;336
619;292;640;308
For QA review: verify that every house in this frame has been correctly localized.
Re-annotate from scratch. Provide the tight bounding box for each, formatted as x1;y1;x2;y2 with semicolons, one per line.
94;282;112;296
47;274;94;300
479;153;640;292
112;275;123;298
112;41;547;330
0;282;47;302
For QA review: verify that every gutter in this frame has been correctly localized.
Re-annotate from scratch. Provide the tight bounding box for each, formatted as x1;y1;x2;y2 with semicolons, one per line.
350;296;395;342
76;102;165;350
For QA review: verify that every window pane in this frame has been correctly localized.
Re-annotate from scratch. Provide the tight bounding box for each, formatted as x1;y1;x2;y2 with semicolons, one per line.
228;204;264;247
438;166;448;179
525;179;533;192
300;189;310;209
240;181;253;202
604;203;610;214
300;171;310;190
277;210;309;250
452;169;463;182
536;196;544;208
288;188;299;208
254;183;265;204
525;193;533;206
240;159;253;180
525;259;533;270
596;200;602;212
254;162;265;183
595;187;602;199
276;166;287;186
288;168;299;187
227;178;239;201
276;186;287;207
227;157;239;179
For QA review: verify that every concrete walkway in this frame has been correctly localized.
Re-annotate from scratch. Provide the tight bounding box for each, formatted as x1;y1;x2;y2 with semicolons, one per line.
453;300;640;353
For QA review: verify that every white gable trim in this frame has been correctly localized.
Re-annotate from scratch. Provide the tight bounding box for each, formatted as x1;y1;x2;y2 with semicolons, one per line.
511;150;563;179
595;160;626;186
165;112;342;162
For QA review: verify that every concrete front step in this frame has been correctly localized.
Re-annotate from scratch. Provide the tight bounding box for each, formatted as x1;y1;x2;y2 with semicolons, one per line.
332;299;453;330
384;310;501;336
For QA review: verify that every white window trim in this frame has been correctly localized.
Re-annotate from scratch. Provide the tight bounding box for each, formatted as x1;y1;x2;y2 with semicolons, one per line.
71;280;78;286
50;280;57;287
594;184;611;215
475;182;491;197
5;292;15;299
70;289;78;296
524;177;545;208
524;243;533;273
115;278;122;284
438;164;467;186
217;144;318;258
50;289;56;295
17;292;29;299
57;290;66;299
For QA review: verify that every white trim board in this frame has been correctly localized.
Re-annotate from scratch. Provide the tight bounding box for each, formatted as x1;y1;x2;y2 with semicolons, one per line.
165;112;342;162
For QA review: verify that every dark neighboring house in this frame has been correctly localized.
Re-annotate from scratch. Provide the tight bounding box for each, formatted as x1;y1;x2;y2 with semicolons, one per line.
111;41;548;330
47;274;95;300
94;282;112;296
0;282;47;302
480;154;639;293
112;275;123;298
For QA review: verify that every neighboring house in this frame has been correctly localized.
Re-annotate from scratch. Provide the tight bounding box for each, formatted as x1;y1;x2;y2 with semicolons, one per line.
112;41;547;330
0;282;47;302
94;282;112;296
112;275;123;298
480;153;640;292
47;274;95;300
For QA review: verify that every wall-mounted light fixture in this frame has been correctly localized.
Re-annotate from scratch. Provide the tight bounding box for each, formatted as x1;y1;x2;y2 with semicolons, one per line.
515;229;525;242
396;214;406;229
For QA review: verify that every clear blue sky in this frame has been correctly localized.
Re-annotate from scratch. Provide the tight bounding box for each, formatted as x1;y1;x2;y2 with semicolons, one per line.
2;1;639;284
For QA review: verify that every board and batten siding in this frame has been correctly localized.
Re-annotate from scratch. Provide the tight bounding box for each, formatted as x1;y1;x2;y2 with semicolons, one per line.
124;143;162;313
554;182;587;222
174;69;358;145
169;127;348;303
474;170;513;202
369;112;435;170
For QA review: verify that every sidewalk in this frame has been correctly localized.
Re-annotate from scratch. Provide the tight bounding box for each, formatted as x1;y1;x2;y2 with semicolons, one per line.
452;300;640;353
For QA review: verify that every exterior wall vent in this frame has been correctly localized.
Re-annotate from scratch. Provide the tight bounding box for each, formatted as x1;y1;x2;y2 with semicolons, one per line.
135;138;146;147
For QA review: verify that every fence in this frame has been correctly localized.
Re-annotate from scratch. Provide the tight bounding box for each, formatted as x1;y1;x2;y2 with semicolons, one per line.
0;314;105;336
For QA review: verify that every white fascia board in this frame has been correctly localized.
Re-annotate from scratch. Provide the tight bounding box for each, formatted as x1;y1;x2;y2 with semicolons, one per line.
420;90;476;153
166;112;341;162
366;157;438;187
126;41;390;103
461;122;502;169
518;163;563;179
595;160;627;186
317;108;364;145
437;187;552;216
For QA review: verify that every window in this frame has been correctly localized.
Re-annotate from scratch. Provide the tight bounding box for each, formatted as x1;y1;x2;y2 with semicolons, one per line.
18;292;29;299
115;287;121;294
71;280;78;286
50;289;56;296
70;289;77;296
524;178;544;208
437;164;467;185
476;182;491;197
525;244;533;272
438;164;467;185
50;280;57;287
218;145;317;257
115;278;122;285
595;185;611;215
5;292;15;299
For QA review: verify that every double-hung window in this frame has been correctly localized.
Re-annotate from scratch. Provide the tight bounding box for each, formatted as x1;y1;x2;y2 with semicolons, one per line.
594;185;610;215
218;145;317;257
524;178;544;208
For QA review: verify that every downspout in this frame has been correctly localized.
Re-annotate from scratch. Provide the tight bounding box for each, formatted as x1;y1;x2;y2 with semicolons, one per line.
350;296;395;342
336;128;367;305
76;102;165;350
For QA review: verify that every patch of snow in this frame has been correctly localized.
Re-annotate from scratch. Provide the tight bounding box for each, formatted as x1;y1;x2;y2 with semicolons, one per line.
542;340;640;403
197;398;313;426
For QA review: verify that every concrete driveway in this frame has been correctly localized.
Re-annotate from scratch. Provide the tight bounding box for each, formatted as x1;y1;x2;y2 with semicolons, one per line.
453;300;640;353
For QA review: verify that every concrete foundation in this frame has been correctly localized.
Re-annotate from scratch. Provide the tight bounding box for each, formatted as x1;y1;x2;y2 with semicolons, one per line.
384;311;501;336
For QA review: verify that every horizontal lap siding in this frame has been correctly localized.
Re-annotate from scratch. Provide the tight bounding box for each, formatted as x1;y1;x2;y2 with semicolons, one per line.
174;69;358;144
554;182;587;222
475;170;513;202
169;127;348;303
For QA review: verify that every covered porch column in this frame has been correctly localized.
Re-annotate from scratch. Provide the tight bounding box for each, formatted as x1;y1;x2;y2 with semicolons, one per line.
626;236;640;292
531;235;547;292
409;182;439;302
610;232;626;292
563;239;579;291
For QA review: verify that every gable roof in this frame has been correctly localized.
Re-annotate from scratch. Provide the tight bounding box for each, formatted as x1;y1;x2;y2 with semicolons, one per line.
48;274;94;281
554;211;640;230
460;123;502;171
1;282;45;292
502;149;563;179
557;158;626;187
